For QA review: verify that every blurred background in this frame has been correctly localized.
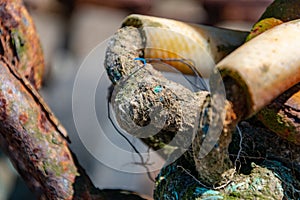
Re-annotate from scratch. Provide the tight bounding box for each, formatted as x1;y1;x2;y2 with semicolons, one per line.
0;0;272;199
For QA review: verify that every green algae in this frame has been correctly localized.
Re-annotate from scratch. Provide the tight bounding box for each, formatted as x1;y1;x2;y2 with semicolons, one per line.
246;18;283;41
154;152;285;199
260;0;300;22
257;108;297;144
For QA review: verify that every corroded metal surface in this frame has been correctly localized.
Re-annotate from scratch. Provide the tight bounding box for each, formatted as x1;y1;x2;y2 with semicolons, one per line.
0;0;44;89
0;54;147;199
0;2;147;199
0;57;76;199
258;83;300;144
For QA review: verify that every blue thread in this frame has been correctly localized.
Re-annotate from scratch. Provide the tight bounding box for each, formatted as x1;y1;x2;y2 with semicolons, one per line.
134;57;147;65
202;190;223;200
172;191;179;200
194;187;208;195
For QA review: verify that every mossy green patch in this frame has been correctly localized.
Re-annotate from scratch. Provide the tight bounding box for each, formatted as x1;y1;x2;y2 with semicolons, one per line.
11;29;27;71
260;0;300;22
246;18;283;42
42;160;63;177
257;108;296;143
154;150;285;199
122;17;163;28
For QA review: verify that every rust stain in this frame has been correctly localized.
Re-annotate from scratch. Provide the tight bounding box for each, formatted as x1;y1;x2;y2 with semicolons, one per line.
18;112;28;124
59;152;72;172
0;91;7;120
0;3;18;28
0;0;45;89
285;90;300;111
1;58;69;141
39;112;50;133
63;152;70;161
